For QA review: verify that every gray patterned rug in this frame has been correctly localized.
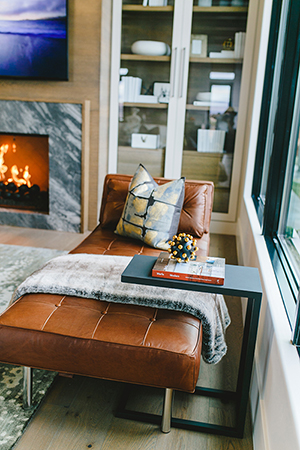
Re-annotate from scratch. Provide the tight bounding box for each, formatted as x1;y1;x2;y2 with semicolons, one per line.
0;244;66;450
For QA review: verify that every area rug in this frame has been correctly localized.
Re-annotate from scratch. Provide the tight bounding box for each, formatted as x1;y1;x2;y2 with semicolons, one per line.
0;244;66;450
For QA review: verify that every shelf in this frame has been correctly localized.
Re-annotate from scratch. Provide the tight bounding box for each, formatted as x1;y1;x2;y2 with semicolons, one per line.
183;150;224;157
121;54;171;62
190;57;243;63
193;6;248;13
119;145;165;151
123;5;173;12
186;104;210;111
121;54;241;63
122;5;247;13
123;102;168;109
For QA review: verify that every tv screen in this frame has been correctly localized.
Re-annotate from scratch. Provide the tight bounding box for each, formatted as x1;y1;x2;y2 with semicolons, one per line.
0;0;68;80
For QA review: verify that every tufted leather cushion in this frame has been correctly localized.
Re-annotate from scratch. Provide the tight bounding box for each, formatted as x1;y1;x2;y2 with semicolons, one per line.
100;174;214;239
71;226;163;256
71;225;210;258
0;294;202;392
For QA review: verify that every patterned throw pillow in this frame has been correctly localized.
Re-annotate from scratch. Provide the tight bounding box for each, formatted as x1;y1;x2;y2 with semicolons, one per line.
115;164;185;250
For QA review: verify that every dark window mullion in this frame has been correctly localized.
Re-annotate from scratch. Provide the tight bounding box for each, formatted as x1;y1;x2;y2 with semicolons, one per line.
252;0;284;208
263;0;300;237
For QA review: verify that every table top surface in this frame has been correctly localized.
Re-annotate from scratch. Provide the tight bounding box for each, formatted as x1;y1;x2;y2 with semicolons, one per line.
121;255;263;300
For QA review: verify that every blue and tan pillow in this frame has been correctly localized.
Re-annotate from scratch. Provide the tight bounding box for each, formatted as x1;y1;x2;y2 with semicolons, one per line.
115;164;185;250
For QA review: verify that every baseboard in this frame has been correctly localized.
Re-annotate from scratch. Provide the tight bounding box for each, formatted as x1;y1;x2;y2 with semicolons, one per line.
253;400;269;450
251;360;269;450
209;220;237;235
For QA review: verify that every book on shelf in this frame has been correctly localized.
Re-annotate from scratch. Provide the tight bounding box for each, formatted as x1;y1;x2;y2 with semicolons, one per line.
120;76;142;102
152;252;225;285
234;32;246;58
209;50;235;58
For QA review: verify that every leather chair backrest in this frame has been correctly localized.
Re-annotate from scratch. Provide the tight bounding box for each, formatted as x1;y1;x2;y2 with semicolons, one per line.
99;173;214;238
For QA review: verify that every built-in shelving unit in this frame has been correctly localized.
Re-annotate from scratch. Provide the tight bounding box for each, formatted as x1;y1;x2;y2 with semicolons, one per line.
109;0;252;218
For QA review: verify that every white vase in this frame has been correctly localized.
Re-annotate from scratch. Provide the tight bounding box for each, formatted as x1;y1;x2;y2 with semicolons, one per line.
131;41;170;56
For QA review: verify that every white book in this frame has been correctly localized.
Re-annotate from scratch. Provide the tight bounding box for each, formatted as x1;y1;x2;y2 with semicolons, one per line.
132;77;137;102
234;32;239;58
241;32;246;58
209;52;231;58
234;32;241;58
125;76;132;102
121;76;143;102
121;76;128;102
134;77;142;102
129;76;135;102
221;50;235;57
119;78;125;103
234;32;246;59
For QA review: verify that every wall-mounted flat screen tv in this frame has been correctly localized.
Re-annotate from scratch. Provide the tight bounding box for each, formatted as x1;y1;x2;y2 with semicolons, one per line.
0;0;68;80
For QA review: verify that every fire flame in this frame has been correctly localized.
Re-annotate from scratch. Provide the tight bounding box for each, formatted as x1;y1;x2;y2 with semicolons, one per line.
0;143;32;188
0;144;8;181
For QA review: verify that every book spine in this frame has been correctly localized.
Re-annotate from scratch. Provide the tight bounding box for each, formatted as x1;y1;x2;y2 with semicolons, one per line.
152;270;224;285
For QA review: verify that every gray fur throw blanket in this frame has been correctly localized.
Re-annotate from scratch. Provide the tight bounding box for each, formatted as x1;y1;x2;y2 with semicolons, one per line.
12;254;231;364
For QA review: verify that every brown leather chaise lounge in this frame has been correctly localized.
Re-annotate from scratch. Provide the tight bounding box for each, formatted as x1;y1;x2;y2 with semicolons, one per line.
0;173;214;433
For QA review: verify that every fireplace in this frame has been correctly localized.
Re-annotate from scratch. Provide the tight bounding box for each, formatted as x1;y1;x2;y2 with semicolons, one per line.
0;101;82;232
0;133;49;213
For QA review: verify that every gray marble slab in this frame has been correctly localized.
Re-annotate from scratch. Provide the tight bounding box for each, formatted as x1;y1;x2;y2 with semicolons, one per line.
0;101;82;232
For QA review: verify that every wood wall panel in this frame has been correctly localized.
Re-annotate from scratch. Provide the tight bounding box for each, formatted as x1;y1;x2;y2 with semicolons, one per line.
0;0;105;231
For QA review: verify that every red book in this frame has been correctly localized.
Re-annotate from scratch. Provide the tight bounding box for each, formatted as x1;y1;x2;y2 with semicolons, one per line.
152;252;225;285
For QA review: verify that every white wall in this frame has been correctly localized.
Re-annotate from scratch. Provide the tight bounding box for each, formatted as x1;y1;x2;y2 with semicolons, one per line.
237;1;300;449
238;201;300;450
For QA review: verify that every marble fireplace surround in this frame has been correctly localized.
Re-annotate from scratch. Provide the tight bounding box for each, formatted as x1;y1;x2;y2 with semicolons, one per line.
0;100;82;233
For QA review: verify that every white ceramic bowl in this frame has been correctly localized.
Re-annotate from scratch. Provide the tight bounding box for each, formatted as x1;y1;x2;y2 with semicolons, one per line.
196;92;211;102
131;40;170;56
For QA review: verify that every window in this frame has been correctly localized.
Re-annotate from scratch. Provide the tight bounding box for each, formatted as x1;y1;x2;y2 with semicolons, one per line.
252;0;300;348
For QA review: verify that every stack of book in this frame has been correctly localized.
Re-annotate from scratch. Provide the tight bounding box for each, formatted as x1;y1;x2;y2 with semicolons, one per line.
143;0;168;5
120;76;142;102
209;50;235;58
152;252;225;285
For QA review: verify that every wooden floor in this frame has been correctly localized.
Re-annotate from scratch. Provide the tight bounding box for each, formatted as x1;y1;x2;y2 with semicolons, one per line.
0;226;253;450
0;225;90;251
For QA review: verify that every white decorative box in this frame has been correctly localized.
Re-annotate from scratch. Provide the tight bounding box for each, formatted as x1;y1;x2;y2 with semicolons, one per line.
131;133;160;149
136;95;158;103
149;0;167;6
197;129;226;153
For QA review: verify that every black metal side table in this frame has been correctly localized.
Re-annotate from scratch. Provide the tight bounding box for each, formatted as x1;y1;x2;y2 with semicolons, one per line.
117;254;262;438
